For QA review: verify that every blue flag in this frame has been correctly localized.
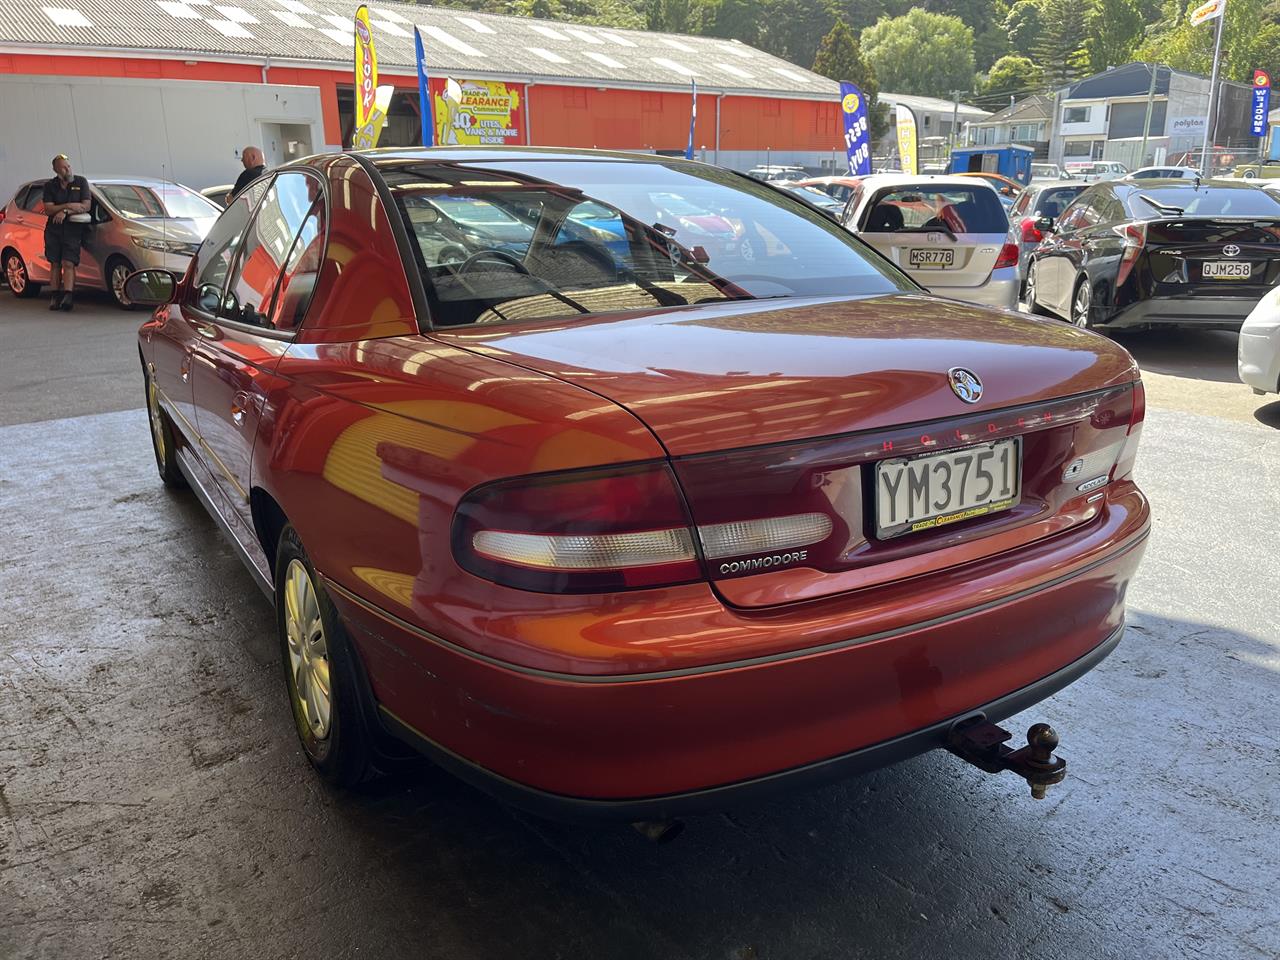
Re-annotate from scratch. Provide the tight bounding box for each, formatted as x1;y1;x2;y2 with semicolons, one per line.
415;27;433;147
686;79;697;160
1251;70;1271;138
839;82;871;176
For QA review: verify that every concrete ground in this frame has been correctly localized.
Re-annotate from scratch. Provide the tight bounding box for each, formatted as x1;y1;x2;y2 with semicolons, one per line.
1;293;1278;960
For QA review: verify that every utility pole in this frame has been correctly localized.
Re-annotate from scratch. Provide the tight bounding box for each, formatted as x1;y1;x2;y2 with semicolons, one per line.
950;91;961;151
1139;62;1158;165
1199;1;1227;175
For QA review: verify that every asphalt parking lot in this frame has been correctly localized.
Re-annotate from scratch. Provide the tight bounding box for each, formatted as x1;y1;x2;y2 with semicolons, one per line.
2;292;1278;960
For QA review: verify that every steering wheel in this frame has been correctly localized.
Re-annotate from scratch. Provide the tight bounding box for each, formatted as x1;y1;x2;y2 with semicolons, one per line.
458;249;530;275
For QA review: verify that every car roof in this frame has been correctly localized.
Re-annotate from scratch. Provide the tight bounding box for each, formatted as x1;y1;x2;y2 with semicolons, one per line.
855;174;999;190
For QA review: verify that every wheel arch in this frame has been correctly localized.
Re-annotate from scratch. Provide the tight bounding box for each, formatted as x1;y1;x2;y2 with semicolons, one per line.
251;486;290;579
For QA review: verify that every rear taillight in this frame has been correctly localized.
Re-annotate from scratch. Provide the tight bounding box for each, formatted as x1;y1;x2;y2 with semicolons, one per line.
453;464;834;592
1111;380;1145;481
1018;217;1042;244
1115;222;1146;287
453;463;700;592
994;241;1020;270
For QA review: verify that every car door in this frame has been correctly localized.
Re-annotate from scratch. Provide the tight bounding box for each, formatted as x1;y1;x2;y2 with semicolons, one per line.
188;171;324;537
1036;193;1097;316
8;184;52;283
155;187;262;460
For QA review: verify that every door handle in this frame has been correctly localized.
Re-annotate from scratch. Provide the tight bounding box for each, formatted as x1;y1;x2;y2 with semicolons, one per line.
193;320;218;339
231;390;251;427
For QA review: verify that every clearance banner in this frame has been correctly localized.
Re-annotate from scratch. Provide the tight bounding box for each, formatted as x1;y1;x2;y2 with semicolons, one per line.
895;103;919;176
433;79;525;145
352;84;393;150
353;5;379;132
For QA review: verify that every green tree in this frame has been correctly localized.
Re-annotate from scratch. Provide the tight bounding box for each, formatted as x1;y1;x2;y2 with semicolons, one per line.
813;18;889;137
1136;0;1280;85
1004;0;1044;58
700;0;763;46
861;8;976;99
1032;0;1088;86
1083;0;1143;72
760;0;840;67
978;54;1045;98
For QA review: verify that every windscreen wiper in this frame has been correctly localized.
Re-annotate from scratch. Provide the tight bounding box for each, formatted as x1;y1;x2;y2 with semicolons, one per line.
1137;194;1185;216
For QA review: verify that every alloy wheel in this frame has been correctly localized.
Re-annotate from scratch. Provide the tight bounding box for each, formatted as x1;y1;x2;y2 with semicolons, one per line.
110;262;133;307
1025;264;1037;308
284;559;332;740
5;254;26;295
1072;281;1092;328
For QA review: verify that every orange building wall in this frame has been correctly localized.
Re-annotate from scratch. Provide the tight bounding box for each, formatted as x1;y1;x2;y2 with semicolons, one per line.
0;53;842;154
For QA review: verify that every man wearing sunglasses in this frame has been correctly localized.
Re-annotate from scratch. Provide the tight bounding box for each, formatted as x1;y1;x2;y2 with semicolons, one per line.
42;154;92;311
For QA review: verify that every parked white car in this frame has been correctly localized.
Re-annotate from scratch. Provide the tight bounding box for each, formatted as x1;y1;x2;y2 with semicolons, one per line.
1065;160;1130;182
1125;166;1201;180
1239;284;1280;395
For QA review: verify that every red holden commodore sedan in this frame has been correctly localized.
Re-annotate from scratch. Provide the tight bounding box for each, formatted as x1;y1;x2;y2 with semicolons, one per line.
131;148;1149;819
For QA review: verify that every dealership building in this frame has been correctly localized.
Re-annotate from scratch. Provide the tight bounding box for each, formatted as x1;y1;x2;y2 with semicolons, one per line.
0;0;892;198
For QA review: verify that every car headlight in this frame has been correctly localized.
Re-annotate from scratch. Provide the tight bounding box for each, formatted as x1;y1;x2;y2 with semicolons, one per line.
132;237;198;255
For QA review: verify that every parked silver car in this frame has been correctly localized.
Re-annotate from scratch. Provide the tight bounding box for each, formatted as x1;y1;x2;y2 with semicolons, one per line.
841;174;1019;309
1;176;219;308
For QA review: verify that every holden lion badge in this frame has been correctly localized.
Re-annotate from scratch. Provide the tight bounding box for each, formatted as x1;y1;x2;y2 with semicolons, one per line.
947;367;983;404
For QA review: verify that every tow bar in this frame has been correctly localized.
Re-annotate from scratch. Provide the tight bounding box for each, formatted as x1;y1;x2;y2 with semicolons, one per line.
945;718;1067;799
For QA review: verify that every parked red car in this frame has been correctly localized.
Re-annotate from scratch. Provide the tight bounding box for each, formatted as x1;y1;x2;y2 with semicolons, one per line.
131;149;1149;820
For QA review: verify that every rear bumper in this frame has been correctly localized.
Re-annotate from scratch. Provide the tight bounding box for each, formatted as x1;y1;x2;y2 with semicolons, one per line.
327;487;1149;815
1107;294;1261;329
377;622;1125;822
925;268;1019;310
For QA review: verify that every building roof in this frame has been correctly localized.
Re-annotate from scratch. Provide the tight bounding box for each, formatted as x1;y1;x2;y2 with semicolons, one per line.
1;0;840;98
1061;61;1249;101
970;94;1053;127
879;91;989;120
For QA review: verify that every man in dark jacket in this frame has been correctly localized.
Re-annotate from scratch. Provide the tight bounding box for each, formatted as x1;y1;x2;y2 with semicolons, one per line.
225;146;266;205
43;154;92;311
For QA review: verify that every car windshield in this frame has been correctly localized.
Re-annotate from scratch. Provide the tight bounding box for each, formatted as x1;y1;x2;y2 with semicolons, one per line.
862;184;1008;234
99;182;218;220
380;157;912;328
1131;188;1280;217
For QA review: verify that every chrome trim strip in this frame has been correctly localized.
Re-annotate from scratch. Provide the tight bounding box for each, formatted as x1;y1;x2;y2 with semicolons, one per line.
175;447;274;599
323;529;1148;685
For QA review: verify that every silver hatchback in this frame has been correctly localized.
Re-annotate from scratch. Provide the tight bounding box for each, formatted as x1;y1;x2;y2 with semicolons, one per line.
841;175;1019;309
1;176;219;308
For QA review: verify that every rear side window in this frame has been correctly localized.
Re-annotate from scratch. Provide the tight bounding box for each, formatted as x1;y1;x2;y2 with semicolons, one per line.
18;185;44;213
1034;187;1084;218
861;184;1008;234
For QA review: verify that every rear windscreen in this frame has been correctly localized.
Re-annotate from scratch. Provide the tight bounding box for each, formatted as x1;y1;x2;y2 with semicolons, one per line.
862;185;1008;234
1130;188;1280;218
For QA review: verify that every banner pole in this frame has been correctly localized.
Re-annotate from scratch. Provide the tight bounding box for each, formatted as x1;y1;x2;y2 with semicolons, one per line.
1198;1;1226;175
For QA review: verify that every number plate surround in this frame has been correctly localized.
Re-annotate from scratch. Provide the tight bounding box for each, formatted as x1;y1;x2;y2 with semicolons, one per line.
1201;261;1252;280
874;438;1022;539
909;248;955;269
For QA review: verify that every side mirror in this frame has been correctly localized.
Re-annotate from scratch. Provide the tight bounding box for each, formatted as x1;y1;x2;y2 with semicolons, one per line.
1035;216;1056;234
124;269;178;306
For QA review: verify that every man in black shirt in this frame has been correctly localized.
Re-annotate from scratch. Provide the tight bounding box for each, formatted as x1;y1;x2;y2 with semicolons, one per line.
43;154;92;311
225;145;266;205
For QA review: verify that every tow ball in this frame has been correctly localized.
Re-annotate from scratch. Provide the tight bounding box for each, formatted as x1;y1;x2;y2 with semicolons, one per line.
945;718;1067;799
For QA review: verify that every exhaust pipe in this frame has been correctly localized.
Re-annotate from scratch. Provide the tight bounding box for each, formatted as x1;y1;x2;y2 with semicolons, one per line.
946;718;1067;800
631;819;685;843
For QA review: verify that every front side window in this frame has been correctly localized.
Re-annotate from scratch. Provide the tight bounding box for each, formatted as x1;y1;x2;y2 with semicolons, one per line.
381;159;913;328
222;172;324;329
187;196;253;315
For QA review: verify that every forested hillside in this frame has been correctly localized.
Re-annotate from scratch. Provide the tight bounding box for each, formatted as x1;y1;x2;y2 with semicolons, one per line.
414;0;1280;107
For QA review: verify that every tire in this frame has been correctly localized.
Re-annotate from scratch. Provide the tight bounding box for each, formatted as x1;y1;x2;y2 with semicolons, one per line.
107;256;137;310
1243;169;1258;179
1024;260;1050;316
145;368;186;488
276;525;375;788
4;249;41;298
1071;276;1095;329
